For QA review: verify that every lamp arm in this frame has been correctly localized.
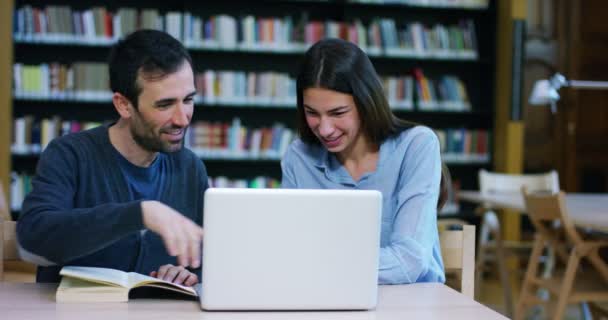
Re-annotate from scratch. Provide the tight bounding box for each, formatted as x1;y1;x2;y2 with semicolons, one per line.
567;80;608;89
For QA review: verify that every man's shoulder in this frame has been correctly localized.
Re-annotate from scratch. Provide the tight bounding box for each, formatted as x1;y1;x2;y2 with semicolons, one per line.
46;125;108;154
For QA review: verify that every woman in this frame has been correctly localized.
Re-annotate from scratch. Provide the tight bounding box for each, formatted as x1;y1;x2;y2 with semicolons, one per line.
281;38;447;284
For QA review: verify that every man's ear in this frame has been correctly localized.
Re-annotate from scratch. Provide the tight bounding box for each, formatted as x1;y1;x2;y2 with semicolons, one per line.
112;92;134;119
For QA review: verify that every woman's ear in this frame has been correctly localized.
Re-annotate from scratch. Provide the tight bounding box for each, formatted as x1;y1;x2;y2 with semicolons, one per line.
112;92;134;119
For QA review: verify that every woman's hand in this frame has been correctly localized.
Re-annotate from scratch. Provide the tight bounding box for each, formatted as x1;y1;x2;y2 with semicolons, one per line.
150;264;199;286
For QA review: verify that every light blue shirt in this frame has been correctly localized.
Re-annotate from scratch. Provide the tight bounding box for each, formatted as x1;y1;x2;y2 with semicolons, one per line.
281;126;445;284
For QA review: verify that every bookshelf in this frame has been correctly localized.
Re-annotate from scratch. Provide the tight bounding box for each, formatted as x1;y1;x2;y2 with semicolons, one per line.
7;0;498;216
0;0;14;221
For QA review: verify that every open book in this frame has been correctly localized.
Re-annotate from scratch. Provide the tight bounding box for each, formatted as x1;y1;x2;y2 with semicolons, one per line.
56;266;199;302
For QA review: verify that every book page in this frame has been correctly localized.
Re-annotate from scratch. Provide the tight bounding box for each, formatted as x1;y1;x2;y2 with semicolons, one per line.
128;272;197;296
60;266;129;288
56;277;129;302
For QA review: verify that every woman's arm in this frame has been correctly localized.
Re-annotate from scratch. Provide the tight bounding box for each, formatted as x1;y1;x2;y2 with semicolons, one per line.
378;130;444;284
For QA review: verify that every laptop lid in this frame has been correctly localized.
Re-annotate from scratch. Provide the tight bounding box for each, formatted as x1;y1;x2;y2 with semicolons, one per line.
201;188;382;311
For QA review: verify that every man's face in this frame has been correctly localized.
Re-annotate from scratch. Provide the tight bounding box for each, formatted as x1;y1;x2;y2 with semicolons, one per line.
130;62;196;153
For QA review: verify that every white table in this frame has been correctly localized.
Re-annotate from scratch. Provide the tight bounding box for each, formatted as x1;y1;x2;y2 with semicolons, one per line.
459;190;608;232
0;282;507;319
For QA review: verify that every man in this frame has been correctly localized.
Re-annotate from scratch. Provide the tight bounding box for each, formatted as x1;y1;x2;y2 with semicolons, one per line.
17;30;206;286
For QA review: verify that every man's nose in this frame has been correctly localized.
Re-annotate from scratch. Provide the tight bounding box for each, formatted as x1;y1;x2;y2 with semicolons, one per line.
172;103;190;127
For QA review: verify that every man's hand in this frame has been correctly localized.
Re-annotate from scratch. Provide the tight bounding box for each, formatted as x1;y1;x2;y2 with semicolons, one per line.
150;264;199;286
141;200;203;268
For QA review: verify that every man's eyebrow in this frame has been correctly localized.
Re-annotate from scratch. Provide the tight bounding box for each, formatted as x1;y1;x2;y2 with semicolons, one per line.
154;98;177;106
154;91;197;105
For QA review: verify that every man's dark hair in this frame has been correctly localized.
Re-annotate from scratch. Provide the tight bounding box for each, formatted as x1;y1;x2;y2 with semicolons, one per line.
108;29;193;108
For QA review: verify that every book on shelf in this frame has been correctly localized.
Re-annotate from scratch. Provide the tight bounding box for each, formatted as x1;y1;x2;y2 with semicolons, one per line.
412;68;471;111
434;128;490;163
56;266;198;303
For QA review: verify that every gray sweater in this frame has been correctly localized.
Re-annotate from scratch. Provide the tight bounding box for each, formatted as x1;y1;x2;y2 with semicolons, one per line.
17;124;208;282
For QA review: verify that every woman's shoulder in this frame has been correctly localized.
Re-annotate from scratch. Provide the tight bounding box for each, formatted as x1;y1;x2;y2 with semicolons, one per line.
391;125;439;147
286;138;324;157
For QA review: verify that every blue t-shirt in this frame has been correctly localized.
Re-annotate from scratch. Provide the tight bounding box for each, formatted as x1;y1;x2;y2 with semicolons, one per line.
114;149;166;201
281;126;445;284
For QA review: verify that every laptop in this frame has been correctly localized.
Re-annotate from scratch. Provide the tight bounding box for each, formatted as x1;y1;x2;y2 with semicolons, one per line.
200;188;382;311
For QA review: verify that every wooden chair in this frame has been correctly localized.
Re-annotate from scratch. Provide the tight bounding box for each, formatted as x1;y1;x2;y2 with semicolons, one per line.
439;224;476;299
0;182;8;221
1;182;20;281
515;190;608;320
0;217;19;281
475;169;559;316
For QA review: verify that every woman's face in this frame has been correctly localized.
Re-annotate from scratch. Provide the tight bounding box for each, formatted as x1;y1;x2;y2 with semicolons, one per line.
302;87;364;155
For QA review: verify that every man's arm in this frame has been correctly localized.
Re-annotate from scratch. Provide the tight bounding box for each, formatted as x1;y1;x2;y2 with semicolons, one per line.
17;139;145;265
18;140;205;268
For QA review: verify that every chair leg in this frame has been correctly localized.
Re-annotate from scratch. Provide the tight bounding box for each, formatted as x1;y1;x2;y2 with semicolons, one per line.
587;249;608;284
493;225;513;318
474;248;485;300
0;221;4;282
589;302;608;319
475;212;492;300
552;249;581;320
515;235;545;320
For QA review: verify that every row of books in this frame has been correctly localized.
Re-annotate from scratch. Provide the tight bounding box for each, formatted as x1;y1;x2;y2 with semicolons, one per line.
185;119;294;160
12;116;103;154
209;176;281;189
349;0;489;9
435;128;489;163
196;70;296;107
13;63;471;112
12;63;297;106
11;117;490;164
9;172;280;211
11;117;296;161
13;63;111;101
10;172;33;211
411;68;470;111
14;6;478;59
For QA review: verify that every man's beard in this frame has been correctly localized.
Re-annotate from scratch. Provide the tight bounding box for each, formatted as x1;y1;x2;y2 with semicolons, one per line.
131;122;188;153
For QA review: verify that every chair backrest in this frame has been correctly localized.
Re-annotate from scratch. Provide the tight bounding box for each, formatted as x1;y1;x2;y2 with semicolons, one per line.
0;183;9;221
0;183;20;281
439;225;476;299
479;169;559;194
522;190;582;245
1;218;19;273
